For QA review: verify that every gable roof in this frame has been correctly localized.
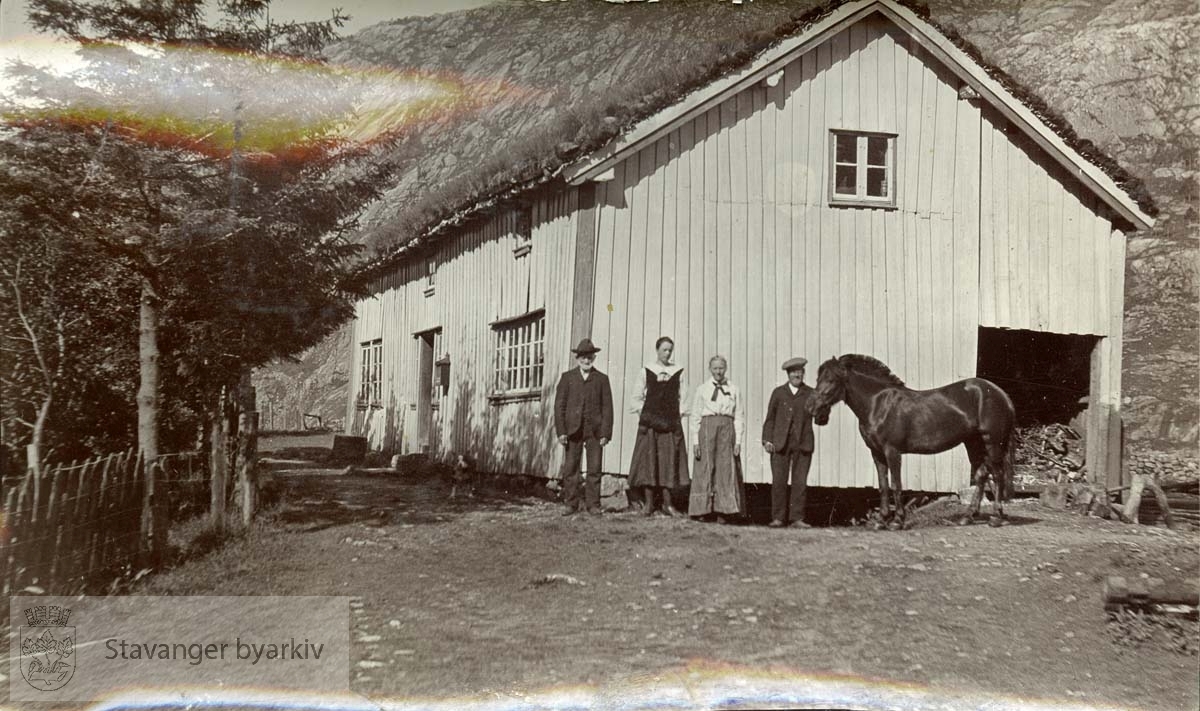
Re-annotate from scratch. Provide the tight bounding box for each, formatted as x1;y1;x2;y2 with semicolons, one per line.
341;0;1160;279
562;0;1155;231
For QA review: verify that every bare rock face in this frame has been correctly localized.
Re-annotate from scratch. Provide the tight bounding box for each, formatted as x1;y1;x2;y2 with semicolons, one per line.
260;0;1197;455
252;325;353;432
944;0;1198;453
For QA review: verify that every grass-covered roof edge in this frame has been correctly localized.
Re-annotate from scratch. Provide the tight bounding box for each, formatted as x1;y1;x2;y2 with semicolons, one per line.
354;0;1156;282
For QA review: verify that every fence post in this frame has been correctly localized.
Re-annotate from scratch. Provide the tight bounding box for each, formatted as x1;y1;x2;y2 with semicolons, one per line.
211;389;229;527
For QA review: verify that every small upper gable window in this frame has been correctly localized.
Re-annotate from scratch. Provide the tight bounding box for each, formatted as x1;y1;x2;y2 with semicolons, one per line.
829;130;897;208
513;206;533;258
424;258;437;297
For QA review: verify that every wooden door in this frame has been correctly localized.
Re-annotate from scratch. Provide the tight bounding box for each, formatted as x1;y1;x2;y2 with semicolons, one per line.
417;330;435;452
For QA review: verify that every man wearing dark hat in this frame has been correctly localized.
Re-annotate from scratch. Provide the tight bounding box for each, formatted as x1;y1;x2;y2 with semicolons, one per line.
761;357;815;528
554;338;614;515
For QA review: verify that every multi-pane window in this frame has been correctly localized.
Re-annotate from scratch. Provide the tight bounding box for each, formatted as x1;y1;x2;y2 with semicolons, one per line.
830;131;897;207
359;339;382;404
493;311;545;396
431;329;449;399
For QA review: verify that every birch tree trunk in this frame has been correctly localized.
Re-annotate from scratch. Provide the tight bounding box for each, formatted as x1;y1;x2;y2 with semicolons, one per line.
237;368;259;525
137;278;166;565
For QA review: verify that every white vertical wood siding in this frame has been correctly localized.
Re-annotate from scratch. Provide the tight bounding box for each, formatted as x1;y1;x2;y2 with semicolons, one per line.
978;106;1115;336
590;16;984;490
347;191;578;475
346;12;1125;495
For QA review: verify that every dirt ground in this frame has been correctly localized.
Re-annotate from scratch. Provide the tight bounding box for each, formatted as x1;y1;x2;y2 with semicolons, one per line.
139;435;1200;710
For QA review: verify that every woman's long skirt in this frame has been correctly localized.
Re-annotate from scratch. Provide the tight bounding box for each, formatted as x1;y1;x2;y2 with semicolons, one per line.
628;426;690;489
688;415;745;516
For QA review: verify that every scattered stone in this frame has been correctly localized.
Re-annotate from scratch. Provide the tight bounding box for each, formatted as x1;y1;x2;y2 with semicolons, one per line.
357;660;385;669
357;634;382;643
531;573;586;587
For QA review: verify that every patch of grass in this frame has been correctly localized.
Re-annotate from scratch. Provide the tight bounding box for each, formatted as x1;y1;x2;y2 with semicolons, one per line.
169;513;249;561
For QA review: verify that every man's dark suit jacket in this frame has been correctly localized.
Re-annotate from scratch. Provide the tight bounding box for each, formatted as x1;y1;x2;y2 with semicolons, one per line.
554;368;614;440
761;383;815;454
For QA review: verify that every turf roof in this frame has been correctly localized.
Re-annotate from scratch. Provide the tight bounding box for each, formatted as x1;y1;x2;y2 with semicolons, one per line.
333;0;1155;280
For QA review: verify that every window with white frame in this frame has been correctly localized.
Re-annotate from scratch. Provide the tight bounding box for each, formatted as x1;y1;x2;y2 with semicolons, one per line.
492;310;545;397
829;131;897;207
359;339;382;405
431;328;449;401
424;258;437;296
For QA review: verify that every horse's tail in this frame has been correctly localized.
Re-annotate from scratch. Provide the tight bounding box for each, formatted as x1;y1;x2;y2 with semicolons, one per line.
1001;428;1018;502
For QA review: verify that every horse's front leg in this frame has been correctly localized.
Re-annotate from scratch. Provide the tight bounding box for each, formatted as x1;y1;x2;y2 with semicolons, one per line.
870;448;889;530
886;448;904;531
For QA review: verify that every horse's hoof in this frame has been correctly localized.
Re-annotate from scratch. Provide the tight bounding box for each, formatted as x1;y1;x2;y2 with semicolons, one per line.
957;516;974;526
987;516;1007;528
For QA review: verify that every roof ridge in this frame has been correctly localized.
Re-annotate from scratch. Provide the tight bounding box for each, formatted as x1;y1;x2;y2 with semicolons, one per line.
353;0;1156;278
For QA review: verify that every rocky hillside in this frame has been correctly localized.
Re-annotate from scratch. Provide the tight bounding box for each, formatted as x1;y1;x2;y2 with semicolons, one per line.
253;325;352;432
935;0;1198;453
256;0;1197;456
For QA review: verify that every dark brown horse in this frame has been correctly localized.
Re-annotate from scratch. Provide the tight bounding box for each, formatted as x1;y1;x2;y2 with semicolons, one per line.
809;355;1016;529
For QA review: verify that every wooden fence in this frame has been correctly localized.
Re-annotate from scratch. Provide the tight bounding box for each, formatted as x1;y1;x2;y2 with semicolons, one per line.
0;450;209;595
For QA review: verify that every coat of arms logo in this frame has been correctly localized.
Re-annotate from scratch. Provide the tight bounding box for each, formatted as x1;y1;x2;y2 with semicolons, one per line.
20;605;75;691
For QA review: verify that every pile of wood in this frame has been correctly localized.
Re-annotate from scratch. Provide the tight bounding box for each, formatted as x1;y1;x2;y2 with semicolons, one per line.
1013;423;1085;490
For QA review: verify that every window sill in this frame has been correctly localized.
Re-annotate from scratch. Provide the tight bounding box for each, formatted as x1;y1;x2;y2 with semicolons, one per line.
828;198;898;210
489;389;542;405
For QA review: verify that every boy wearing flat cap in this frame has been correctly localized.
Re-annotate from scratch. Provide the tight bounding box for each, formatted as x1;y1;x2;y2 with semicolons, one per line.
554;338;614;515
761;357;815;527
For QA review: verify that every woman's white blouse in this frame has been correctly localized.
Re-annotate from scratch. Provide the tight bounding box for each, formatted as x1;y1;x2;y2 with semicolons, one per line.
689;379;745;449
629;362;687;417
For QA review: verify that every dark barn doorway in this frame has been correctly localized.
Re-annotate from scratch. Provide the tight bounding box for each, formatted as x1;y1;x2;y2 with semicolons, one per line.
976;327;1097;427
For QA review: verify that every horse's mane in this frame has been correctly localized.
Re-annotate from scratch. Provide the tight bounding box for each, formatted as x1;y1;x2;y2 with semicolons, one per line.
839;354;906;387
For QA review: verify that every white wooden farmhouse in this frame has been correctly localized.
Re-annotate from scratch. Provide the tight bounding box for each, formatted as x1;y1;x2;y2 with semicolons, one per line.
347;0;1153;492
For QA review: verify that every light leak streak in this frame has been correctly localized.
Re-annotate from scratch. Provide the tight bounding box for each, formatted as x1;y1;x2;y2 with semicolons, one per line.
74;662;1138;711
1;37;534;160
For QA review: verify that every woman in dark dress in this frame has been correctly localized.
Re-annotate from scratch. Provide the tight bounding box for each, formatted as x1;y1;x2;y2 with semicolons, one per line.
628;337;690;516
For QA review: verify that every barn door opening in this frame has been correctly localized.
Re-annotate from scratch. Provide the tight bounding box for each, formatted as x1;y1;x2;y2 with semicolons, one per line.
416;329;437;453
976;327;1098;489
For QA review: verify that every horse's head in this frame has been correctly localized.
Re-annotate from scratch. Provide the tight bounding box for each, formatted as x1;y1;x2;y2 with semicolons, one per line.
808;356;846;426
